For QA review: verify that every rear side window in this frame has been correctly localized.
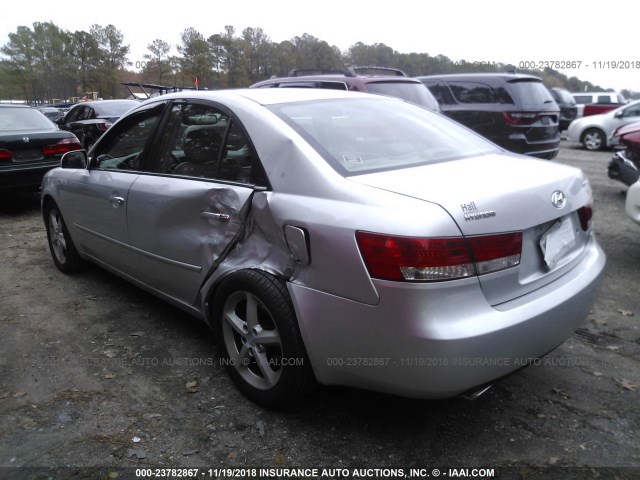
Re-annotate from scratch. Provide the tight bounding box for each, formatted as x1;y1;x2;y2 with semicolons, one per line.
447;82;499;104
597;95;613;104
424;83;455;105
573;95;591;104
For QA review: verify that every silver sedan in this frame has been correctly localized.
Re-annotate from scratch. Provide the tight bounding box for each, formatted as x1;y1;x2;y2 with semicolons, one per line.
41;89;605;407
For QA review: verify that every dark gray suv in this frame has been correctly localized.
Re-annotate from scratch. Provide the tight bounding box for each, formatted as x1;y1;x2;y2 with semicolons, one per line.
417;73;560;159
251;67;440;112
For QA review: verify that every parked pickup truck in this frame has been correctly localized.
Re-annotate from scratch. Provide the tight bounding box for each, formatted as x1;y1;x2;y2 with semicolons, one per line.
583;103;620;117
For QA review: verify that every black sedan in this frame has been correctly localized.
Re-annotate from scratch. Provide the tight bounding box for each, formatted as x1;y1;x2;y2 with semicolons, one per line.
0;104;81;191
57;100;139;151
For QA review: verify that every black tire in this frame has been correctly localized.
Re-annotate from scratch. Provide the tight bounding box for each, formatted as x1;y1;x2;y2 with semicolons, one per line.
44;201;85;273
213;269;315;408
581;128;606;151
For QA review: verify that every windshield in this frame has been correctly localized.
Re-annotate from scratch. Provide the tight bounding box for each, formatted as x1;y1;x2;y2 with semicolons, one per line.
268;98;498;176
364;81;440;111
0;107;56;131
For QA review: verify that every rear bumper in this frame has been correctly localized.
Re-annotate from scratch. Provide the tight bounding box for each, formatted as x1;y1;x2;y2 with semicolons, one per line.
289;236;605;399
0;162;59;191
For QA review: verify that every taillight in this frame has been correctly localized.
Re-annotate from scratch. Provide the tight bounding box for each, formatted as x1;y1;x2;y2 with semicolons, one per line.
468;233;522;275
503;112;537;125
578;204;593;231
0;148;12;160
356;231;522;282
42;138;82;156
96;122;112;132
503;112;558;126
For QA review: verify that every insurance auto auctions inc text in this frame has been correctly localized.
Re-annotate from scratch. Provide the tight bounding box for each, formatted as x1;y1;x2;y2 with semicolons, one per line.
205;467;495;478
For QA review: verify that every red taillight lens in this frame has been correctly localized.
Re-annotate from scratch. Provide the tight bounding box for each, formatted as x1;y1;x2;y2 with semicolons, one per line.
0;148;12;160
578;204;593;231
356;231;522;282
468;233;522;275
503;112;537;125
42;138;82;156
96;122;112;132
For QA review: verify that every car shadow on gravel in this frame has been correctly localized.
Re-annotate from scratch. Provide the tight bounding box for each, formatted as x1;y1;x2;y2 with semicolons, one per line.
0;191;41;216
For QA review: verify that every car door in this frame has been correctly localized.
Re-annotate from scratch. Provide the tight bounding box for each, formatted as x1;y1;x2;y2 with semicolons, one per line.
125;101;268;306
610;103;640;134
61;101;167;273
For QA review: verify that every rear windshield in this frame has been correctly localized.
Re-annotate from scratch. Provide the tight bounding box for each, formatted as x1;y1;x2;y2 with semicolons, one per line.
267;98;498;176
508;80;556;107
364;81;440;111
0;107;56;131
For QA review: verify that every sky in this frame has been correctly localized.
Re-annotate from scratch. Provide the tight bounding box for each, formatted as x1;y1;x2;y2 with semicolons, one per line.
2;0;639;92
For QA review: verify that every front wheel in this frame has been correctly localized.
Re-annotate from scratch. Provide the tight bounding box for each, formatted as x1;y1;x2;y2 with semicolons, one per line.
44;202;85;273
582;128;605;151
213;269;315;408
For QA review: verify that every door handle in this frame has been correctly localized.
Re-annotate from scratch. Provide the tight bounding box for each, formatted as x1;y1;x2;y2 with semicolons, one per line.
201;211;230;222
109;195;125;206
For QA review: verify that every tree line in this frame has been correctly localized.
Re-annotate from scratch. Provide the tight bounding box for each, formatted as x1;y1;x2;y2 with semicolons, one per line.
1;21;637;103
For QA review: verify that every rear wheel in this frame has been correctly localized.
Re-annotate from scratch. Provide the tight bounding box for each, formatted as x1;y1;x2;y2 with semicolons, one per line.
44;202;85;273
582;128;605;151
213;269;315;408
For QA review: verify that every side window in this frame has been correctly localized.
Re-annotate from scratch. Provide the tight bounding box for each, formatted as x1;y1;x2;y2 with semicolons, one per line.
152;103;268;186
425;83;455;105
84;107;96;119
64;106;83;123
92;102;165;171
573;95;591;105
597;95;612;104
219;122;268;186
448;82;498;104
152;103;228;178
622;105;640;118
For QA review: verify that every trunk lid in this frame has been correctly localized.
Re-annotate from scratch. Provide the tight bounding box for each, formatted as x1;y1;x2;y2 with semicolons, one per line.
0;130;73;164
349;153;594;305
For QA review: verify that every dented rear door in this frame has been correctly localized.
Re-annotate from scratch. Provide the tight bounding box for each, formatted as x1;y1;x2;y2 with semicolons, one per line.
126;176;254;305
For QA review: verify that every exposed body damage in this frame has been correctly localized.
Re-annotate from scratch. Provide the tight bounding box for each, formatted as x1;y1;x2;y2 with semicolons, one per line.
199;190;297;328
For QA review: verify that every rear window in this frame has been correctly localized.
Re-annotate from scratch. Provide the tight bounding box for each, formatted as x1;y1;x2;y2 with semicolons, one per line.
364;81;440;111
0;107;56;131
507;80;556;107
267;98;498;176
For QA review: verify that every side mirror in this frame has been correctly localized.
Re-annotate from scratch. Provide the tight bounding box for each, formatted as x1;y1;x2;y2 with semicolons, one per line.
615;110;624;118
61;150;87;169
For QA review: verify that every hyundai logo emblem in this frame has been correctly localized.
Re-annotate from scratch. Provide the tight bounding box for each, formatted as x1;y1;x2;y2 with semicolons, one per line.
22;137;29;143
551;190;566;209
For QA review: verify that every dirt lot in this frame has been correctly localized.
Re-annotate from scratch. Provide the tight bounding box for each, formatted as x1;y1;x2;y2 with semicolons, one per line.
0;141;639;479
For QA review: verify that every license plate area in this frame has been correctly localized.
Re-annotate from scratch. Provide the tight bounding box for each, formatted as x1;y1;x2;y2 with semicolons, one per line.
13;149;44;162
539;216;577;269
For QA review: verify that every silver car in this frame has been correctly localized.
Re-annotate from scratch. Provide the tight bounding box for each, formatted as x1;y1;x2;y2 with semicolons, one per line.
41;89;606;407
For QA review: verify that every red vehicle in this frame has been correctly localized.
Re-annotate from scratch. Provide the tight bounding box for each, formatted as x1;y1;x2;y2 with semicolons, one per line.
583;103;620;117
608;122;640;186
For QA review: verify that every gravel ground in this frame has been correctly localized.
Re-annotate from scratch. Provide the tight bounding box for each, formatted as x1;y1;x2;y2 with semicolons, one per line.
0;141;638;480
